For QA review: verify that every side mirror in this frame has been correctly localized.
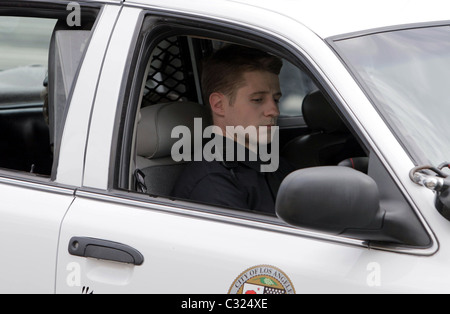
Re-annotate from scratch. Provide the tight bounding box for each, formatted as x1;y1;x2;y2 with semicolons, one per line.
276;167;385;238
435;188;450;220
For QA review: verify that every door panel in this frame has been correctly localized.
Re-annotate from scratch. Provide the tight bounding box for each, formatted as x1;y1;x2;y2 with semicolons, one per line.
55;192;390;294
0;180;74;293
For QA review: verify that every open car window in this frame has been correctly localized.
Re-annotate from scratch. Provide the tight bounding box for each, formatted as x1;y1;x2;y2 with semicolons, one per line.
0;10;97;178
115;18;367;217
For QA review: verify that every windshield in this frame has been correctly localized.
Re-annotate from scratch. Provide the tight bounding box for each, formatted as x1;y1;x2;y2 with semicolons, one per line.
334;26;450;167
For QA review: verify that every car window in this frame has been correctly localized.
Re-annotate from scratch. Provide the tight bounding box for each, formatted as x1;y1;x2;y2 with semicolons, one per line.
114;15;368;219
278;60;317;117
0;13;96;178
0;16;56;176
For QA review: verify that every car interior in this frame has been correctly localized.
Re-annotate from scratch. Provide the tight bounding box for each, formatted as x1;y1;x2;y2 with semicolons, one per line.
130;34;369;200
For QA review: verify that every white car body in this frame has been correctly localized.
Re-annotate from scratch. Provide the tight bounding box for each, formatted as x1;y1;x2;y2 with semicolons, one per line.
2;0;450;294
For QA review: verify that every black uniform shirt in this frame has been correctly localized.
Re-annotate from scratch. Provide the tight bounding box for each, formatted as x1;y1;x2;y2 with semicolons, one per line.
171;137;294;214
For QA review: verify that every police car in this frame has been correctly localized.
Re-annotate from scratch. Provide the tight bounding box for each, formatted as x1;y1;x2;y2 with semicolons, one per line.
1;0;450;294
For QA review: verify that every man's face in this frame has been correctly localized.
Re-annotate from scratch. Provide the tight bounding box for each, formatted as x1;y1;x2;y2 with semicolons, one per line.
223;70;281;146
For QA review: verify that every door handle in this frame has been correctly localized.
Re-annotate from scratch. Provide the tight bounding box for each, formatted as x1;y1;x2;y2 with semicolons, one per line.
68;237;144;266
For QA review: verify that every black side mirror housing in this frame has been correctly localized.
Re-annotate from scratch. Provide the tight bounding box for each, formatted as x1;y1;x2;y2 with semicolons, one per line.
276;167;385;239
435;187;450;220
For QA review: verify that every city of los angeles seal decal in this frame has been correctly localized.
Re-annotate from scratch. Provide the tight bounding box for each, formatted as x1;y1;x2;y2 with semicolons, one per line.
228;265;295;294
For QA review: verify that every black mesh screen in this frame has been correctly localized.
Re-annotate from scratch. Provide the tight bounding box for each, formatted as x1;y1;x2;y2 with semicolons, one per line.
143;36;196;105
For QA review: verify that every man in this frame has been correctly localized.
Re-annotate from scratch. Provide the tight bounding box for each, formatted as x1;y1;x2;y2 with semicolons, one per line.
171;45;294;214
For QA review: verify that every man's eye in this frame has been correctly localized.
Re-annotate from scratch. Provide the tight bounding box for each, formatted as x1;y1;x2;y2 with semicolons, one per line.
252;99;263;103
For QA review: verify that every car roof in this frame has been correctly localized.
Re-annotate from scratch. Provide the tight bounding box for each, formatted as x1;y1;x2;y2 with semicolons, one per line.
126;0;450;38
235;0;450;38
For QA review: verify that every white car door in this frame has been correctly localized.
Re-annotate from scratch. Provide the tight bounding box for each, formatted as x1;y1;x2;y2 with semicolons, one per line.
0;180;74;293
55;4;439;295
0;1;112;293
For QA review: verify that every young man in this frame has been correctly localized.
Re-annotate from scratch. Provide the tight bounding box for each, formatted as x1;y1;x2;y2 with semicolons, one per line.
171;45;294;214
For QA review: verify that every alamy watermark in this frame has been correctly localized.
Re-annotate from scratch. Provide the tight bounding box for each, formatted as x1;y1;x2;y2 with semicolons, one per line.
66;2;81;27
171;119;280;173
366;262;381;287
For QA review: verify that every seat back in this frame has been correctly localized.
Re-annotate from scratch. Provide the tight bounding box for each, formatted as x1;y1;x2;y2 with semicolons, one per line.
136;101;210;196
282;91;364;169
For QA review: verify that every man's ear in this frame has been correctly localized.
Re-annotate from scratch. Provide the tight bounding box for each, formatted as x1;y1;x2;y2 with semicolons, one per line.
209;92;226;117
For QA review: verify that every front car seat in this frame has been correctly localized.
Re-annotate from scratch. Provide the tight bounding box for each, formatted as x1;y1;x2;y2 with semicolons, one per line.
136;101;210;196
281;90;366;170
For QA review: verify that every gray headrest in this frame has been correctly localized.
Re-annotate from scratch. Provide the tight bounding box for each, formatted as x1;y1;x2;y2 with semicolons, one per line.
302;91;347;133
137;102;210;159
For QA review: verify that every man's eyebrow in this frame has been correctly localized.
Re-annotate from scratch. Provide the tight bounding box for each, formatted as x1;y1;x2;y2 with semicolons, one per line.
250;91;283;97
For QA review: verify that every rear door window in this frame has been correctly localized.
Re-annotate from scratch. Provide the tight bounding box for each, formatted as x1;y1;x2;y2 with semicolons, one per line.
0;12;95;177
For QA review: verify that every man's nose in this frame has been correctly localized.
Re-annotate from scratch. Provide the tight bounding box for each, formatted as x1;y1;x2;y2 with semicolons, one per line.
265;99;280;118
